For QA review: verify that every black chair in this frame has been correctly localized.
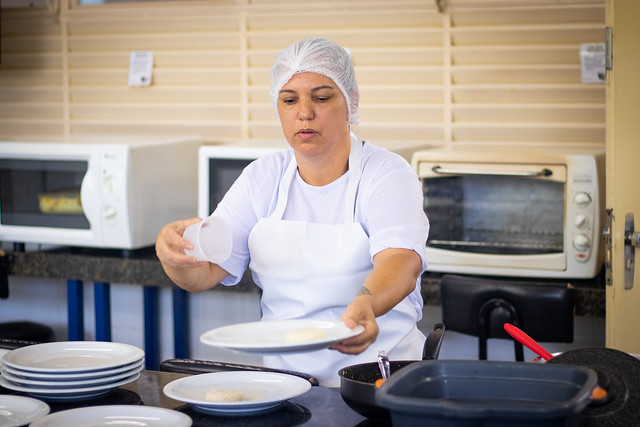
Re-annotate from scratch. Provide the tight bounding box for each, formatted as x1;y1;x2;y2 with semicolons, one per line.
0;253;56;348
441;274;575;361
0;321;55;349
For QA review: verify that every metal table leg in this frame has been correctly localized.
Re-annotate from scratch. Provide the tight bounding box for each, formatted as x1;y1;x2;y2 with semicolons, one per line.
173;287;189;359
67;279;84;341
94;282;111;342
143;286;159;370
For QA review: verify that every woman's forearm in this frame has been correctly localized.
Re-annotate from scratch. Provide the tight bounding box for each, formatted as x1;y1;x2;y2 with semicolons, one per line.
360;248;422;317
161;262;229;293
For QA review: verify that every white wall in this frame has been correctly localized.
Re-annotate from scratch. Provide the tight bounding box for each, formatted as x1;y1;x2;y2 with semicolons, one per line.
1;274;604;365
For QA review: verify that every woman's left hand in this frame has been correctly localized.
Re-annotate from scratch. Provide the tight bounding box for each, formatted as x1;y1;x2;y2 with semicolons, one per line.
329;249;422;355
331;295;379;355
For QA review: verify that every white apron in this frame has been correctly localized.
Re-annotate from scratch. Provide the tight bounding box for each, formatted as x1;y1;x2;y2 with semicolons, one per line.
248;134;424;387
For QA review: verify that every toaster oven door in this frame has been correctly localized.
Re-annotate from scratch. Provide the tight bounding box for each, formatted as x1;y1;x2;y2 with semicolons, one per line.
422;162;567;256
416;161;571;276
0;158;91;230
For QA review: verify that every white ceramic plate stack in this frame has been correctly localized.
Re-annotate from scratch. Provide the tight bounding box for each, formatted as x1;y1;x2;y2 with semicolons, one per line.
0;341;144;401
0;348;8;374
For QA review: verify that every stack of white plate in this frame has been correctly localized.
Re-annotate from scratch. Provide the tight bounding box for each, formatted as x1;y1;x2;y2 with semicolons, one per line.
0;348;8;371
0;341;144;401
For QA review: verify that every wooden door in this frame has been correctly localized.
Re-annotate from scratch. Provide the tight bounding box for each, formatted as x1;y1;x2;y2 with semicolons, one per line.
605;0;640;352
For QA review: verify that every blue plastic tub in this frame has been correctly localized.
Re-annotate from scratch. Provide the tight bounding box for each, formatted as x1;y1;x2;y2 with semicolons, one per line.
375;360;597;427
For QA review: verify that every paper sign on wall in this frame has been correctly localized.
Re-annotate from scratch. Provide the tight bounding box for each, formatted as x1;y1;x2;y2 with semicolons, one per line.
128;51;154;86
580;43;605;84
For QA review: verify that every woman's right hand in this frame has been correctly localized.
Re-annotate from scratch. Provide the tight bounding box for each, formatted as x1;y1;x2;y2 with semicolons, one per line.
155;217;204;268
156;217;228;292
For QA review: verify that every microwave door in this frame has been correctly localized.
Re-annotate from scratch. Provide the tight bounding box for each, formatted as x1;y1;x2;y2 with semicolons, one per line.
0;158;90;230
200;157;254;218
0;155;105;247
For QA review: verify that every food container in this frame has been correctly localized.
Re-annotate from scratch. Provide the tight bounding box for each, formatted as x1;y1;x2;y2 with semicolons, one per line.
339;323;445;421
375;360;597;427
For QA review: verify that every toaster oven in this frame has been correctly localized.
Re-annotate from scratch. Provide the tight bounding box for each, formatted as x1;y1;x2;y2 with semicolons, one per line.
412;145;605;278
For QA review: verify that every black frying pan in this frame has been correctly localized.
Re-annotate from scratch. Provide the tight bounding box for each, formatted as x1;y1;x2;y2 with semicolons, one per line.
339;323;445;422
546;347;640;426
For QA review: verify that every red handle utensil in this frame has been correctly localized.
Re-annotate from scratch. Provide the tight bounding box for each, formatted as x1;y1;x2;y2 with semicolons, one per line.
504;323;554;361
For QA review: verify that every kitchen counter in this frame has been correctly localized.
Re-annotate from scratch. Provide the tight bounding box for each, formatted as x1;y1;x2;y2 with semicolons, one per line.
5;246;255;292
4;246;605;317
3;246;605;371
0;369;368;426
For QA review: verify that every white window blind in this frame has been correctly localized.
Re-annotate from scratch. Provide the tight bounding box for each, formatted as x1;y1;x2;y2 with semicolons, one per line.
0;0;605;150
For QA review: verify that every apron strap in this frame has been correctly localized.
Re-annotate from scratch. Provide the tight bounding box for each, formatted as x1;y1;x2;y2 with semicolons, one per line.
344;132;363;224
271;154;298;219
271;132;364;223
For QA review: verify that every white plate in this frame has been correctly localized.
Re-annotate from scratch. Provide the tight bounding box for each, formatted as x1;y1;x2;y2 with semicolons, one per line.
1;364;141;388
0;395;50;427
30;405;192;427
200;319;365;353
1;358;144;381
163;371;311;414
1;341;144;373
0;372;140;401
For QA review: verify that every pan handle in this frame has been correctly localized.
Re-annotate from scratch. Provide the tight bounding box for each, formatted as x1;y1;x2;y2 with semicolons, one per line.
423;322;446;360
159;358;319;386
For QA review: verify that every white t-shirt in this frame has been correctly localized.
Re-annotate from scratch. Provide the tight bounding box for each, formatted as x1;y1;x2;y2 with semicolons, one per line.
214;140;429;313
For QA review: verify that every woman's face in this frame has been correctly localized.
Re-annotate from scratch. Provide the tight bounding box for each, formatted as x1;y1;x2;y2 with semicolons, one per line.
277;72;350;160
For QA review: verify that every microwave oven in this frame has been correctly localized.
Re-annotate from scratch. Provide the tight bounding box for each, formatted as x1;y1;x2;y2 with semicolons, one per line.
412;145;605;279
198;142;287;218
0;135;201;249
198;140;432;218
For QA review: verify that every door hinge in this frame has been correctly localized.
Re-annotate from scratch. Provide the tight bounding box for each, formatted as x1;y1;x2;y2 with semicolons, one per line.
605;26;613;71
603;209;613;286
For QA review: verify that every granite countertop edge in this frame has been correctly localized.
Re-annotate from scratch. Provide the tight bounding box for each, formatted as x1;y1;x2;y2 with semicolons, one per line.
6;248;604;317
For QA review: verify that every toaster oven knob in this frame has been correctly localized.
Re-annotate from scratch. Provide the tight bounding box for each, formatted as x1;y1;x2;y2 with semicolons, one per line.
574;214;589;229
573;234;591;251
573;192;592;208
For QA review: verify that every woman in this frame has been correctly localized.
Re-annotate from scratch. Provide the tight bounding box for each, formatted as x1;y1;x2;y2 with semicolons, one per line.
156;37;429;387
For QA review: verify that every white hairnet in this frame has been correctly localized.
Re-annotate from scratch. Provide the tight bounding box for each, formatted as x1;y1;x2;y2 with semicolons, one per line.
269;37;360;125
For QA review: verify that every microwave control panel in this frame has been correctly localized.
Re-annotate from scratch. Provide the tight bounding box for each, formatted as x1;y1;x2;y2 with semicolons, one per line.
98;146;128;237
